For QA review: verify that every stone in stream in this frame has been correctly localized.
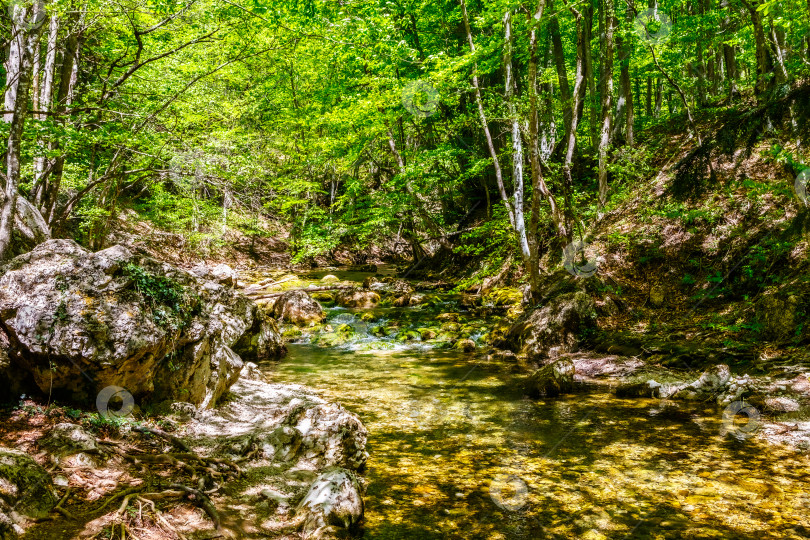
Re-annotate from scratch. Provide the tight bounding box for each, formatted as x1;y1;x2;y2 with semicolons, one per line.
454;339;476;352
273;290;326;326
0;240;284;408
321;275;340;283
298;467;364;539
525;358;576;398
504;291;597;363
334;289;380;309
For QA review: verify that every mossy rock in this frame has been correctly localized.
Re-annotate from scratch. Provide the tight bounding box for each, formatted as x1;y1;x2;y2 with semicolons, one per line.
282;327;303;339
0;447;57;518
311;292;335;302
440;322;461;333
396;330;420;341
436;313;460;323
316;332;351;347
435;332;458;343
454;339;476;352
360;312;377;322
486;287;522;306
370;325;389;337
336;324;355;337
418;328;437;341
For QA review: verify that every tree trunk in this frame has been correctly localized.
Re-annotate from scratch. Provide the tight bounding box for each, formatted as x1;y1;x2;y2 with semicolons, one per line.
583;2;597;148
32;15;60;206
721;3;738;100
561;4;586;241
1;2;46;260
503;10;532;267
654;76;663;117
743;0;770;97
45;14;82;226
598;0;616;210
613;6;634;145
549;0;573;142
460;0;515;227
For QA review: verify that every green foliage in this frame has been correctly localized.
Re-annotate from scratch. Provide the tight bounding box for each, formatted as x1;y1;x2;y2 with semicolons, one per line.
123;263;198;331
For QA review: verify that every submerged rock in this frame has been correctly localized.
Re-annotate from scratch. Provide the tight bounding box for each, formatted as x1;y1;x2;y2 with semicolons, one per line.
273;290;326;326
505;291;597;363
526;358;576;397
0;240;284;408
454;339;476;352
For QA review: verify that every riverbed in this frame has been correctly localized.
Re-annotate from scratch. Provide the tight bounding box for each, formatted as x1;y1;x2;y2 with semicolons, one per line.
261;293;810;539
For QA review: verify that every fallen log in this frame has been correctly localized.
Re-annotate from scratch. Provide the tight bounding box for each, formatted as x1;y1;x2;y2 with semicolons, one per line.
245;285;355;300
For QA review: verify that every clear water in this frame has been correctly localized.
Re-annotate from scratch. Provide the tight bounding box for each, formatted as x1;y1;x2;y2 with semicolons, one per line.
263;306;810;539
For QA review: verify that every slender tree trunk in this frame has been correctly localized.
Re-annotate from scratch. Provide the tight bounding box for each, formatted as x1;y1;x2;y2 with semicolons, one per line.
32;15;59;206
613;5;634;144
503;10;531;266
721;3;738;99
770;20;788;85
598;0;616;210
584;2;597;148
696;36;707;107
654;76;663;116
460;0;515;227
549;0;573;142
561;2;586;240
742;0;770;97
649;44;702;145
1;2;46;259
43;12;81;225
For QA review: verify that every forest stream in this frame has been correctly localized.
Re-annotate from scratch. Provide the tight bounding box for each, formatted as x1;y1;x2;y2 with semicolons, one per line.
258;270;810;540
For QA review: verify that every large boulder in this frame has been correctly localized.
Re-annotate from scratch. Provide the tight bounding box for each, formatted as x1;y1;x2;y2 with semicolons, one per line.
272;290;325;326
0;240;284;408
334;290;380;309
505;291;597;363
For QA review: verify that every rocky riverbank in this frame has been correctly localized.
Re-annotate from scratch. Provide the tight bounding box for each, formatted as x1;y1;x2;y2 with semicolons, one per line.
0;243;369;540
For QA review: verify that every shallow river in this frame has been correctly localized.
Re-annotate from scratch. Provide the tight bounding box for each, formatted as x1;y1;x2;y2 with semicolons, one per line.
262;280;810;539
